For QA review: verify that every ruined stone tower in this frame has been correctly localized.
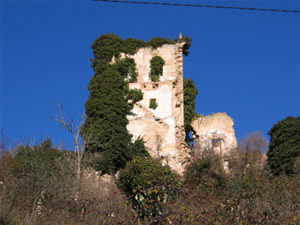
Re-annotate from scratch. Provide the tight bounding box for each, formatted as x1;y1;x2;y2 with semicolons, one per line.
125;38;190;175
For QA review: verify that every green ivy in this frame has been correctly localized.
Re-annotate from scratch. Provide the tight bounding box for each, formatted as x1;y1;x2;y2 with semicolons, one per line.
183;78;199;144
82;34;151;174
116;57;138;83
174;35;192;56
122;38;147;55
147;37;175;49
82;33;193;173
150;56;165;82
149;99;158;109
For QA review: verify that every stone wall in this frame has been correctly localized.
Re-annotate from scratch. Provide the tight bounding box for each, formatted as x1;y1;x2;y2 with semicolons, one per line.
191;113;237;157
125;42;190;175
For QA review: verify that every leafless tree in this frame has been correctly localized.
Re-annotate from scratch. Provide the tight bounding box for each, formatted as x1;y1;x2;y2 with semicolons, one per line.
52;103;90;193
228;131;268;175
239;130;268;153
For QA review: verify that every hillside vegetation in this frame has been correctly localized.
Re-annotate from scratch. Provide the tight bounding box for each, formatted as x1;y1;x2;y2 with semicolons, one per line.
0;33;299;224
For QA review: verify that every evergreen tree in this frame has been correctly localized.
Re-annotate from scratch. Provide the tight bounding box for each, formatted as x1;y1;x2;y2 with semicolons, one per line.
267;116;300;175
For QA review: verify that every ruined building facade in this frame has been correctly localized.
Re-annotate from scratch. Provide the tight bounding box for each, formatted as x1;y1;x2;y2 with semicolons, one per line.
124;41;190;175
122;39;237;175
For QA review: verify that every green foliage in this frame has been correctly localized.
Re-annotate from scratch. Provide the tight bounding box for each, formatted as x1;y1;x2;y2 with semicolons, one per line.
116;157;180;219
13;139;62;176
267;116;300;176
174;35;192;56
127;88;143;106
147;36;192;56
85;33;175;174
128;138;150;160
149;98;158;109
181;35;192;56
83;33;193;173
193;158;212;174
185;157;225;192
115;57;138;83
122;38;147;55
82;64;133;173
147;37;175;49
91;33;123;65
150;56;165;82
183;78;198;144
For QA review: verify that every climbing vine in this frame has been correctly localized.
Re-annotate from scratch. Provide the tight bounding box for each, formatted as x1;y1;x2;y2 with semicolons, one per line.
149;99;158;109
184;78;199;144
150;56;165;82
82;34;149;173
82;33;193;173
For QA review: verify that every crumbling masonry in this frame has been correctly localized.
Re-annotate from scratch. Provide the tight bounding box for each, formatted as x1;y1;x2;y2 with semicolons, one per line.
123;37;237;175
124;41;190;175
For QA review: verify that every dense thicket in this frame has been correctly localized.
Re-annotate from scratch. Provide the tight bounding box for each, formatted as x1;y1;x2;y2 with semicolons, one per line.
1;135;299;224
267;116;300;175
183;78;199;144
0;141;137;225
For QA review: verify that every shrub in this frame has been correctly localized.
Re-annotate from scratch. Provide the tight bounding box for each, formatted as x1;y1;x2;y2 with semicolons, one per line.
116;157;180;219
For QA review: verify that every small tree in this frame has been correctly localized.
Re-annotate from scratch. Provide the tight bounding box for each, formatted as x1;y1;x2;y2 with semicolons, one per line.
52;103;88;192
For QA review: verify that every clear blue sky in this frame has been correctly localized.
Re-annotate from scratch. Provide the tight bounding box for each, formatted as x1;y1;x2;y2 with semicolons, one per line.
1;0;300;149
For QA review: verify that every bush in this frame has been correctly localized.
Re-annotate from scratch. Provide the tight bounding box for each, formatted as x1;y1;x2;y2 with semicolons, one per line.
116;157;180;219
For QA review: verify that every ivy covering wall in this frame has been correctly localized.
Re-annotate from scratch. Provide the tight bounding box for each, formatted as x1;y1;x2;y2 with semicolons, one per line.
82;34;149;174
82;33;194;173
150;56;165;82
183;78;199;144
